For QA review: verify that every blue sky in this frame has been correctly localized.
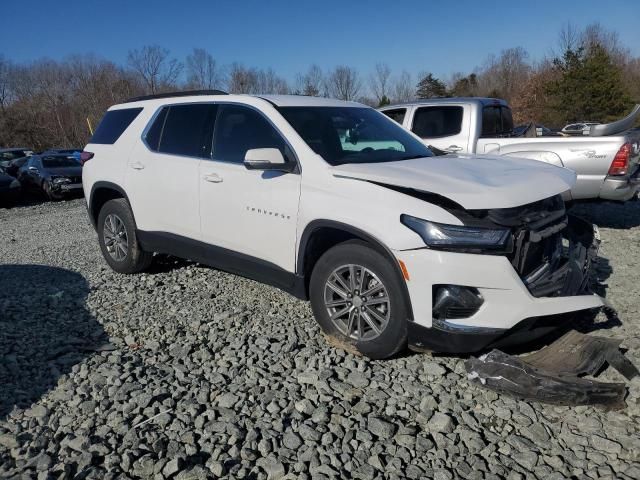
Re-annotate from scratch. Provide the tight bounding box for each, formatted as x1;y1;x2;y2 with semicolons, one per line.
2;0;639;82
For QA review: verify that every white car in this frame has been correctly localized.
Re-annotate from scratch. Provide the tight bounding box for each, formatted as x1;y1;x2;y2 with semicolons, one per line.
82;91;604;359
561;122;601;135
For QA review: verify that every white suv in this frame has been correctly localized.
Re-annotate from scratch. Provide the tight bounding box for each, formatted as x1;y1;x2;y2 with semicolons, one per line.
83;91;604;359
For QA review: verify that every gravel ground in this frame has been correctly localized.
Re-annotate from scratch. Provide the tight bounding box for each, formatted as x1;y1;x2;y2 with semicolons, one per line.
1;198;639;479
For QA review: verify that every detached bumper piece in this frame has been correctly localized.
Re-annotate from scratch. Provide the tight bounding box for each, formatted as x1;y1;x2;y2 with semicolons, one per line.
465;330;638;410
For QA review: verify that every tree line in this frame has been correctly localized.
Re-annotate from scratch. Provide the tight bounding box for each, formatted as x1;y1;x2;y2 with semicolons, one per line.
0;22;638;150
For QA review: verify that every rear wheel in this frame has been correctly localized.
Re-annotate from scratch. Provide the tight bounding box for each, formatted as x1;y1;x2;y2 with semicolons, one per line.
97;198;152;274
309;240;408;359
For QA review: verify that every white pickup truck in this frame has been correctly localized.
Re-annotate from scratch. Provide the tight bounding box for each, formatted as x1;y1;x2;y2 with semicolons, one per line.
380;98;640;202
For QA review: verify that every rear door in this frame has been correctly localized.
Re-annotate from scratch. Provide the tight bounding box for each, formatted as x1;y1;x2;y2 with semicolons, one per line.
125;103;217;238
409;105;470;153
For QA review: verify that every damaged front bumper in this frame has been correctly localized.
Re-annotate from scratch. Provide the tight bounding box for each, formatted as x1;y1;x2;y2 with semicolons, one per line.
396;214;604;354
465;330;639;409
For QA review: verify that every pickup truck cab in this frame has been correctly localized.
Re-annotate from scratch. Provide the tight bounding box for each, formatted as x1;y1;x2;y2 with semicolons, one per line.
83;92;604;359
380;98;640;202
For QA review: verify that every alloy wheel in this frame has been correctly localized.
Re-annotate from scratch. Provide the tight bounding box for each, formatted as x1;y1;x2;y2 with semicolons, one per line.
103;213;128;261
323;264;390;341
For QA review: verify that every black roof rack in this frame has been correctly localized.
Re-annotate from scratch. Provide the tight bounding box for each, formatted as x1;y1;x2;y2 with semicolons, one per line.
124;89;228;103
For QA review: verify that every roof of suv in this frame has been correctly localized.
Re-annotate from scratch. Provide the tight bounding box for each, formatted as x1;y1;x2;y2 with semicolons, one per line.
115;92;362;110
381;97;509;108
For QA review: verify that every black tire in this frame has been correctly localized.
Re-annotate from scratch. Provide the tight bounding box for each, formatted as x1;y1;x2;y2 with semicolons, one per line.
309;240;408;359
97;198;153;274
43;181;64;201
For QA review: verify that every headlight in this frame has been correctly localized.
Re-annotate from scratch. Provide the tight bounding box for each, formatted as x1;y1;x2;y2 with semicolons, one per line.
401;214;510;250
52;177;71;184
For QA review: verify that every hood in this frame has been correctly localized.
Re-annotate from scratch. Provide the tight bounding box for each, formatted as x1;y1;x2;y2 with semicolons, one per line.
44;166;83;178
331;154;576;209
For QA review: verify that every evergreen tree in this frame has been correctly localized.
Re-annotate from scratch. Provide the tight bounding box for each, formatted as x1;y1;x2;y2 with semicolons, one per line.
546;44;631;122
416;73;447;99
450;73;478;97
378;95;390;107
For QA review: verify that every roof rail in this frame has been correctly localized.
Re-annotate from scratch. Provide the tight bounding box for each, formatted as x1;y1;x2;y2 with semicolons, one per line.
124;89;229;103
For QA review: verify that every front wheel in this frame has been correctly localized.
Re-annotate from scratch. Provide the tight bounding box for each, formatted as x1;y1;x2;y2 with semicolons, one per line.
309;240;408;359
43;181;64;201
97;198;153;274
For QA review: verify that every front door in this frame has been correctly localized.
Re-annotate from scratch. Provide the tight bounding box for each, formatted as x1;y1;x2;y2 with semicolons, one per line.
199;103;301;273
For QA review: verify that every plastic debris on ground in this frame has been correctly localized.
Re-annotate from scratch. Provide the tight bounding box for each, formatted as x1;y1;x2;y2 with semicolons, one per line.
465;330;639;410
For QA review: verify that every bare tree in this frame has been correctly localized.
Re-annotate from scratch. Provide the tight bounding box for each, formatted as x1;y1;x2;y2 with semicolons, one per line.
295;64;324;96
369;63;392;104
327;65;361;101
0;55;12;111
227;63;259;94
127;45;182;94
256;68;289;94
558;22;580;55
186;48;224;90
477;47;531;101
581;23;630;65
391;71;414;103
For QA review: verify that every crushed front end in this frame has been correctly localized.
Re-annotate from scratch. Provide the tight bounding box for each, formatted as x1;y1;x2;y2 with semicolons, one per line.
487;195;599;299
395;194;605;353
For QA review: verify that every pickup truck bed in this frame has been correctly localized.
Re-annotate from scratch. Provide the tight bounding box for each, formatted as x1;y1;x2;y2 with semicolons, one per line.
380;98;640;202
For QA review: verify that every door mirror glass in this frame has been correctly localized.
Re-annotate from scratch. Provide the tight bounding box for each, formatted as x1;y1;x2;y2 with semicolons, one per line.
243;148;293;172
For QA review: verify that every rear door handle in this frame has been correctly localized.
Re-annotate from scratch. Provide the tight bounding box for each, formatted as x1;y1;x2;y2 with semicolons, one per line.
130;162;145;170
203;173;223;183
446;145;463;152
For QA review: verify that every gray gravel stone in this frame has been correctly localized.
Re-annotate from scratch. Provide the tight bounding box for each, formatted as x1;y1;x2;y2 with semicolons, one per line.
367;416;397;438
0;198;639;480
425;412;454;434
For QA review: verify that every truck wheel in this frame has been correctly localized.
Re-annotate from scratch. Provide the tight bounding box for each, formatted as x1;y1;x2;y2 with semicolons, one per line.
97;198;152;274
309;240;408;359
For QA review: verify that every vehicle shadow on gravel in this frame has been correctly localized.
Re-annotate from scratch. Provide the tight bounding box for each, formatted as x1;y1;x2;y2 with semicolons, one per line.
0;265;109;420
569;199;640;229
145;254;194;274
0;190;84;211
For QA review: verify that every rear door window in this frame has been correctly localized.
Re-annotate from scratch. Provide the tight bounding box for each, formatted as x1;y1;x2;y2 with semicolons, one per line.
382;108;407;125
481;106;514;137
90;108;143;144
157;104;218;158
411;106;463;138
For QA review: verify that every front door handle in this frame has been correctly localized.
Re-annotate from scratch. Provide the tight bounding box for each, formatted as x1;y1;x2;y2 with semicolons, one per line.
130;162;145;170
203;173;223;183
446;145;463;152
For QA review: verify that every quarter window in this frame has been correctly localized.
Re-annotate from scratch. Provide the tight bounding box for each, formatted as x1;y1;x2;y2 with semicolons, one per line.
91;107;142;144
382;108;407;125
158;104;218;158
144;107;168;151
412;106;463;138
213;104;285;164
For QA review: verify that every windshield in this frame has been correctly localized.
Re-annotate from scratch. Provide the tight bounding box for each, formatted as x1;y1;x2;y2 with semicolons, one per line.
278;106;433;165
42;156;80;168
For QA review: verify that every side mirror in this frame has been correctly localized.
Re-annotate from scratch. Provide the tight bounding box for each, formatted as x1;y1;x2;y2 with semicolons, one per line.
243;148;295;172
